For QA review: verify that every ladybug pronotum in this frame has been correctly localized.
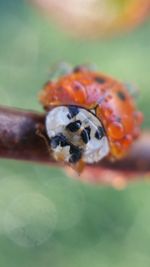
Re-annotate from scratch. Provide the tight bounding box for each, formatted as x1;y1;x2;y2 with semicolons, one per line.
39;65;143;172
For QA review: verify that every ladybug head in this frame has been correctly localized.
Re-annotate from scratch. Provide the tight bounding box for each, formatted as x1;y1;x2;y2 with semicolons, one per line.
45;105;110;166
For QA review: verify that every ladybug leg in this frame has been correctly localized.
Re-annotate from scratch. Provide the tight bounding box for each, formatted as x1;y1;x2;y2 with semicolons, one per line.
73;63;97;73
48;62;73;81
70;159;85;175
123;82;139;98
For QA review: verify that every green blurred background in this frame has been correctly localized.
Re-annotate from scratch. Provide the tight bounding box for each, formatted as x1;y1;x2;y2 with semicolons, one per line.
0;1;150;266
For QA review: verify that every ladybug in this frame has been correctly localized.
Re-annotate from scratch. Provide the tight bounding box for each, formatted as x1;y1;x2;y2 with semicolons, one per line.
39;65;143;172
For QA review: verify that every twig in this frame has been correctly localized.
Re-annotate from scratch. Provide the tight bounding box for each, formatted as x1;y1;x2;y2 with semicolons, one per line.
0;106;149;185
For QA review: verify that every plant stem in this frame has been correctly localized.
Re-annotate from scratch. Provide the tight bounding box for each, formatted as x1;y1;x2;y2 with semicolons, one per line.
0;106;149;179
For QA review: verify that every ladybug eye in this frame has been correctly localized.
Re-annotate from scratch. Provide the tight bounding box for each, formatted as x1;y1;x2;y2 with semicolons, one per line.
45;106;110;164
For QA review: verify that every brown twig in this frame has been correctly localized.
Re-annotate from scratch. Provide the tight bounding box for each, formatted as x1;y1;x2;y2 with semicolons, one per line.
0;106;150;185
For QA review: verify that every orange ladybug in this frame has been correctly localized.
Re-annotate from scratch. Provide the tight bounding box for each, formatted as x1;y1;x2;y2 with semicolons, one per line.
39;65;143;172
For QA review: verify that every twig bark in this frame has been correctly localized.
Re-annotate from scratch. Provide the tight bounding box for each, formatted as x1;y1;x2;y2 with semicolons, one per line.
0;106;149;185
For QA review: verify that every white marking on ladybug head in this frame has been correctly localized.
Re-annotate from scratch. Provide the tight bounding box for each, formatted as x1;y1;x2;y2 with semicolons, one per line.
46;106;110;164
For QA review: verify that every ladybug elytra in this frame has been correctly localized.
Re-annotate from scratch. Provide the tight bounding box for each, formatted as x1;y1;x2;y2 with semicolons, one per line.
39;65;143;172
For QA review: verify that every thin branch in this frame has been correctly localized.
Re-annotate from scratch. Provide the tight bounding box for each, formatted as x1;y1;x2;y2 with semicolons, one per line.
0;106;150;184
0;106;51;163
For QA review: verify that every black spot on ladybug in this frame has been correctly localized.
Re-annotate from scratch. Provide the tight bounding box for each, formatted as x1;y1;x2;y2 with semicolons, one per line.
69;145;82;163
69;145;80;155
51;133;68;148
94;76;106;84
117;91;126;101
116;117;121;123
95;126;105;140
66;120;81;132
67;106;79;119
81;126;91;144
73;81;83;91
74;85;80;91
